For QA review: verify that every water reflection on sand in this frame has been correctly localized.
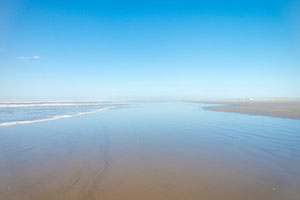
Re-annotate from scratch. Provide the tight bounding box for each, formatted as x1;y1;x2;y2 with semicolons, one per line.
0;103;300;200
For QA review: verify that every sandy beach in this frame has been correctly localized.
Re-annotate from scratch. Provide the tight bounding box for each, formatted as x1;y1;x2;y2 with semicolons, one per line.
194;98;300;119
1;103;300;200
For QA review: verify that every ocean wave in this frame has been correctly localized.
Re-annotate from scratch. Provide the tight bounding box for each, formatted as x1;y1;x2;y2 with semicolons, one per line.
0;103;104;108
0;101;137;108
0;106;114;127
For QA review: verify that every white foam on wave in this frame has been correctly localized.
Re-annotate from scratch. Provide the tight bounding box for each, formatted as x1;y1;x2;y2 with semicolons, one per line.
0;103;103;108
0;101;137;108
0;106;115;127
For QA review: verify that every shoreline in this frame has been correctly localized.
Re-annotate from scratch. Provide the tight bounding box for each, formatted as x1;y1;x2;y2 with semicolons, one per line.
1;103;300;200
0;106;115;127
192;99;300;120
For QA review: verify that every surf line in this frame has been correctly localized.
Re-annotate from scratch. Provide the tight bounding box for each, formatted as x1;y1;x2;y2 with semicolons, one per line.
0;106;115;127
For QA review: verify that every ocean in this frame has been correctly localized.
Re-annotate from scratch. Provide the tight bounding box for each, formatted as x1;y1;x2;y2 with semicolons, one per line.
0;101;131;127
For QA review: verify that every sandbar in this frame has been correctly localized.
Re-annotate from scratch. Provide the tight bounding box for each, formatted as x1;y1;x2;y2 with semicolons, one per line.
194;98;300;119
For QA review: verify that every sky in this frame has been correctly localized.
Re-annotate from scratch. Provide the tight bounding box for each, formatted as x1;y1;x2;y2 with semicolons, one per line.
0;0;299;100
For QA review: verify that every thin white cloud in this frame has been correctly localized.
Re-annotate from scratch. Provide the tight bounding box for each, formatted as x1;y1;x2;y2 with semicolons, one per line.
18;56;40;60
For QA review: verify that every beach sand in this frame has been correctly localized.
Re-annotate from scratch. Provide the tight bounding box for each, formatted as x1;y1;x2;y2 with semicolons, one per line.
1;103;300;200
195;98;300;119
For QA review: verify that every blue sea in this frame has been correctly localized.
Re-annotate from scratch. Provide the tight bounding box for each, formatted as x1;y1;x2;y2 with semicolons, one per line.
0;101;131;126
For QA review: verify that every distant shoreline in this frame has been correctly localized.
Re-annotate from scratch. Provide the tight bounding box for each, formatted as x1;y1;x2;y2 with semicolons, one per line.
191;98;300;120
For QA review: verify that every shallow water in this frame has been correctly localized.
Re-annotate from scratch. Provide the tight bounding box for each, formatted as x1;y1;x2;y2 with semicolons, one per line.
0;102;299;200
0;101;129;126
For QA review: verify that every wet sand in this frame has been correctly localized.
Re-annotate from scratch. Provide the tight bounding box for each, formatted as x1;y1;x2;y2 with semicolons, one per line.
195;99;300;119
1;103;300;200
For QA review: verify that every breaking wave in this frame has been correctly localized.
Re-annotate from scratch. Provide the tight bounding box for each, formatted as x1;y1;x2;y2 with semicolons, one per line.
0;106;114;127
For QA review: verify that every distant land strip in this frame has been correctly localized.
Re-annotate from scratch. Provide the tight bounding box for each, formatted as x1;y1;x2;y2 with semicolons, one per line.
191;98;300;120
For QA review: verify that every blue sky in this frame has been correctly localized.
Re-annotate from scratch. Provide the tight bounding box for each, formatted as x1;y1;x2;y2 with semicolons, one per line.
0;0;299;100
